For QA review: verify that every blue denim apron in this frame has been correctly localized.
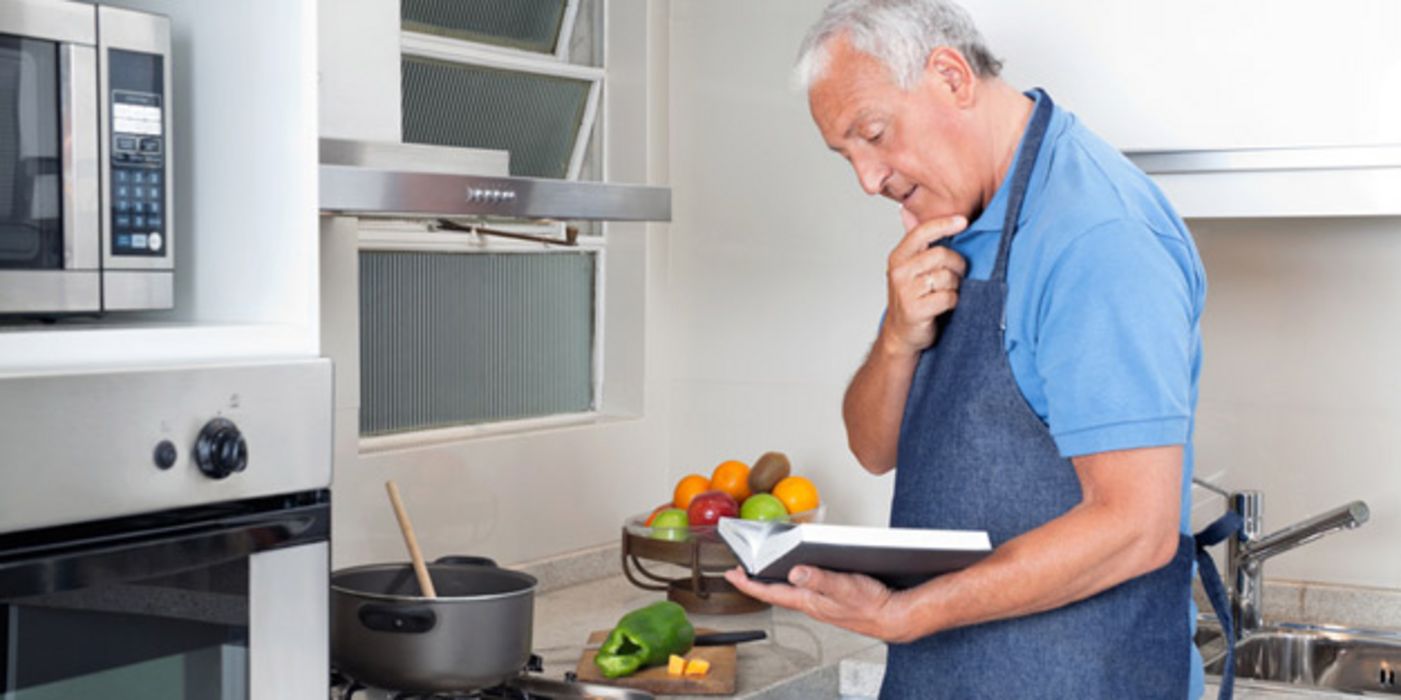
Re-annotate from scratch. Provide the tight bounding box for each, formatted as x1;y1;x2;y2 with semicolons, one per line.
882;91;1228;699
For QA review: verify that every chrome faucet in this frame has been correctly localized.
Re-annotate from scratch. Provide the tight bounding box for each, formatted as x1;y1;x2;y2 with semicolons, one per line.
1203;484;1369;636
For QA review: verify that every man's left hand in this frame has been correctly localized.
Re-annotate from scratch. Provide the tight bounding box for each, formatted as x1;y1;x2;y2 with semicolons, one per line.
723;565;914;642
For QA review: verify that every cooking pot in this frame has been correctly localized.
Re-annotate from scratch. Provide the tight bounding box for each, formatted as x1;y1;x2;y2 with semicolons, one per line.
331;555;538;692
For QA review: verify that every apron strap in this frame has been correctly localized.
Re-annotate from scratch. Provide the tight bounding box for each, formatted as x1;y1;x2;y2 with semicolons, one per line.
990;89;1054;282
1195;511;1243;700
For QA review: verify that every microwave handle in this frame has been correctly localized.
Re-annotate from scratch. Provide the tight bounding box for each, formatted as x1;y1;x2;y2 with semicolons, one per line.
59;44;100;271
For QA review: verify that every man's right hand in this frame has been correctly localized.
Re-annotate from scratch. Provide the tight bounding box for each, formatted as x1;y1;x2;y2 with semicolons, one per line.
881;212;969;356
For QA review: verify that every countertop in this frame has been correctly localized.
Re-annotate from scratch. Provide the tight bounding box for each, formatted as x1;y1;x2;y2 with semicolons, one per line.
530;573;1364;699
530;573;879;699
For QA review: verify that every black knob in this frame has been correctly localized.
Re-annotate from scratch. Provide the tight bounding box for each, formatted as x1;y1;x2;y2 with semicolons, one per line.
194;418;247;479
153;440;178;470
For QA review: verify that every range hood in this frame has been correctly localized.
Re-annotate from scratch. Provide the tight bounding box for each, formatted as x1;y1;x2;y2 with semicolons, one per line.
1125;144;1401;219
318;139;670;222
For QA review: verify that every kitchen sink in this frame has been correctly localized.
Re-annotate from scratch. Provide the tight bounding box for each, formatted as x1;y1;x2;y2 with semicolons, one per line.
1202;623;1401;695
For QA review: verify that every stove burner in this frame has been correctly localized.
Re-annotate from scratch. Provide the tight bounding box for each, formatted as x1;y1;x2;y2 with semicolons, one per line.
332;656;549;700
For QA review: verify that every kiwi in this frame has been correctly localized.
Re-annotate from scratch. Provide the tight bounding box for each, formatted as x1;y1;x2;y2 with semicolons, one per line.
749;452;792;494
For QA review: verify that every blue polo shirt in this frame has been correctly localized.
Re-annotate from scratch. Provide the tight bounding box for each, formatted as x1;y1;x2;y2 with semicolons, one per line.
945;92;1207;697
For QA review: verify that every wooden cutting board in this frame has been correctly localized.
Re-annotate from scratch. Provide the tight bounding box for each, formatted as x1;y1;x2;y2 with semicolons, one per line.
574;627;737;695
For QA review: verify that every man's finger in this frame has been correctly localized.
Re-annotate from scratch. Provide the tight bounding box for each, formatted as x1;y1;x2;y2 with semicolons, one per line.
911;246;969;279
891;215;967;262
724;568;812;611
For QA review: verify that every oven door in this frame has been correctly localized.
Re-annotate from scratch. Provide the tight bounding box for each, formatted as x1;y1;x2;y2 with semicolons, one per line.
0;491;329;700
0;0;100;313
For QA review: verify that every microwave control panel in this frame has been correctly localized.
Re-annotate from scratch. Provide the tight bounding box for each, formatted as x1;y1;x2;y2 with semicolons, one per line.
107;49;166;258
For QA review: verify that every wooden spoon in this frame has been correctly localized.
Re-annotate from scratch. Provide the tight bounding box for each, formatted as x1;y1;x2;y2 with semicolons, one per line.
385;480;437;598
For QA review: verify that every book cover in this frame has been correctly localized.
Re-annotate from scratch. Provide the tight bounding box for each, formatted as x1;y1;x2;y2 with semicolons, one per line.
718;518;991;589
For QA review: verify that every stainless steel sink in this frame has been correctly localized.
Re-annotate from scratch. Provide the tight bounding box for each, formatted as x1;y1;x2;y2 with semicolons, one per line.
1202;622;1401;695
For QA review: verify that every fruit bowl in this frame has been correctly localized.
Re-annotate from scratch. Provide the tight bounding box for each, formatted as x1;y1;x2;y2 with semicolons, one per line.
623;503;826;542
619;504;825;615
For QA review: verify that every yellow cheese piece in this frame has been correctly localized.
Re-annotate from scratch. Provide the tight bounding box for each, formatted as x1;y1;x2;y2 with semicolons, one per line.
667;654;687;676
684;658;711;677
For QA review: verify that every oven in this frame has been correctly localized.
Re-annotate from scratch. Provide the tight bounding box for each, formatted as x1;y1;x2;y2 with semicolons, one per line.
0;0;173;315
0;360;332;699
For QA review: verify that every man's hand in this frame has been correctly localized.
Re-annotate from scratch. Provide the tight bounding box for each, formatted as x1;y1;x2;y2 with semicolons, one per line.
723;565;914;642
880;211;969;357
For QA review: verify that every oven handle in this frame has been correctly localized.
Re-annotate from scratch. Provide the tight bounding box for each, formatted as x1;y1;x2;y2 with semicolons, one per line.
0;493;329;599
60;43;100;271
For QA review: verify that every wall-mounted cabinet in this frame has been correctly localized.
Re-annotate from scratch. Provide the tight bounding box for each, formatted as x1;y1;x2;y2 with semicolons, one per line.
967;0;1401;153
963;0;1401;218
0;0;320;374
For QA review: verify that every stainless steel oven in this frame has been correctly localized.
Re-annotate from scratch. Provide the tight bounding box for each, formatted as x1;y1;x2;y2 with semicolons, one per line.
0;360;332;699
0;0;173;315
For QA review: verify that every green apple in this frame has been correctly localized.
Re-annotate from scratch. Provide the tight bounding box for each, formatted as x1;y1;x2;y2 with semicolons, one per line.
740;494;790;522
649;508;690;541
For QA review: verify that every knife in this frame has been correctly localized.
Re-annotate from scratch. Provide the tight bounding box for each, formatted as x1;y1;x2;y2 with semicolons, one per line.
584;630;767;650
693;630;766;646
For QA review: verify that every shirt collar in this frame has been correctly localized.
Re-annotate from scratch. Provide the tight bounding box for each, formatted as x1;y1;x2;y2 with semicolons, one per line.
960;90;1057;236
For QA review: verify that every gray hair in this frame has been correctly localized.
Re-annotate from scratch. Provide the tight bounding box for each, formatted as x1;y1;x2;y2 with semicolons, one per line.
794;0;1003;91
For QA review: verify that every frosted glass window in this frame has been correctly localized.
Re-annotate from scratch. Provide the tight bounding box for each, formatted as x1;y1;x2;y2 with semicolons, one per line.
401;57;591;179
359;251;596;436
402;0;569;55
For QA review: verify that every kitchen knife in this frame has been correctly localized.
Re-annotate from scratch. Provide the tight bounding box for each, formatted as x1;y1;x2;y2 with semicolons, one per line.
583;630;766;651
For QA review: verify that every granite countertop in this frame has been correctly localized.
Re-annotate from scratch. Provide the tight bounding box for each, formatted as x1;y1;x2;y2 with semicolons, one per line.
529;575;1353;699
529;573;881;699
529;574;1363;699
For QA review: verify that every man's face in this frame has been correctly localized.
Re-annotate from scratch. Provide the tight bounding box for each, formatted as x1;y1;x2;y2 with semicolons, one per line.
809;37;981;226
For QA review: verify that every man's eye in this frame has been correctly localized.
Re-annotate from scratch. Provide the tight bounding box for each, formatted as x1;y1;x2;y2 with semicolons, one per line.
865;130;884;144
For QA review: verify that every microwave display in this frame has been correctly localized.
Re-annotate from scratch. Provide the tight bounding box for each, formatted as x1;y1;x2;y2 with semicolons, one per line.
107;49;165;257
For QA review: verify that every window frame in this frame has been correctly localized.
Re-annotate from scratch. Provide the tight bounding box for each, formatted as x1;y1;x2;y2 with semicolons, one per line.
355;219;610;453
399;27;604;181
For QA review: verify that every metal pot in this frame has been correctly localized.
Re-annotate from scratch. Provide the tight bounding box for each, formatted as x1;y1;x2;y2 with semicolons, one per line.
331;555;538;693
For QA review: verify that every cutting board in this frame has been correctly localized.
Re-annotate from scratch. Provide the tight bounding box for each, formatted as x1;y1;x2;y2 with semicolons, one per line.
574;627;737;695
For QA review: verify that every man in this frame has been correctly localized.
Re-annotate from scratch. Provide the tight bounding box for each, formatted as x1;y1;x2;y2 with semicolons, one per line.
724;1;1215;698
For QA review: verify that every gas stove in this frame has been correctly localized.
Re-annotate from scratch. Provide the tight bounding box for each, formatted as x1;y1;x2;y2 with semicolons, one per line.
331;656;651;700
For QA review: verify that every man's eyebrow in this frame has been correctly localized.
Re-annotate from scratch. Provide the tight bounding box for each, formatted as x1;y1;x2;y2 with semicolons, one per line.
842;110;879;140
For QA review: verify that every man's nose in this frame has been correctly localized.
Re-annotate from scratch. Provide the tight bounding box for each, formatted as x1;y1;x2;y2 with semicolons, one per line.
852;156;889;196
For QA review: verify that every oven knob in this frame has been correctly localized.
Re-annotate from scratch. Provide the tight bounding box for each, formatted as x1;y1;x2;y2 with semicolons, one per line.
194;418;248;479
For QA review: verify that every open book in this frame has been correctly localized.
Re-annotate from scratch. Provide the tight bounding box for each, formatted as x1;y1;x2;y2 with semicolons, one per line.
718;518;992;589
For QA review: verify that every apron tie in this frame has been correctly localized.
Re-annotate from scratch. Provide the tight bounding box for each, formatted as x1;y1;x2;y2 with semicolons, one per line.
1194;511;1243;700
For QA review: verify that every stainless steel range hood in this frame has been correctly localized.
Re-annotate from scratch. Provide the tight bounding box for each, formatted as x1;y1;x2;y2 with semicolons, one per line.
318;139;670;222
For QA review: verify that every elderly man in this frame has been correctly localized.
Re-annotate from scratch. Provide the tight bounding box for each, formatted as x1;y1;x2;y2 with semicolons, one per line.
724;1;1225;698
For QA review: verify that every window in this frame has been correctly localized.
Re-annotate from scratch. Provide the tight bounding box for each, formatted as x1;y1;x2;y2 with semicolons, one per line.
358;1;608;442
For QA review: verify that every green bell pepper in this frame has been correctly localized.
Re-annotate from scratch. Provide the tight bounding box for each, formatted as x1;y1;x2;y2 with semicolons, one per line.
593;601;696;678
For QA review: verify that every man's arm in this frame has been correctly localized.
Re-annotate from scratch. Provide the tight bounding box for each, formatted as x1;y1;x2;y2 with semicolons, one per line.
844;213;968;475
724;444;1184;642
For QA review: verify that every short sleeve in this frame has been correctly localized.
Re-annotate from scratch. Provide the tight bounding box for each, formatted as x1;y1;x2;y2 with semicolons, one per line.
1035;220;1199;457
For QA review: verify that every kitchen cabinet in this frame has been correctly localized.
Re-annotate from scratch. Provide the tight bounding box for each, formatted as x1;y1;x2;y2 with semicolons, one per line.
965;0;1401;153
0;0;320;372
961;0;1401;217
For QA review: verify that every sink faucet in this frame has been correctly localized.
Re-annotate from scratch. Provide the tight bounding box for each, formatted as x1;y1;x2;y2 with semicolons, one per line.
1215;488;1369;636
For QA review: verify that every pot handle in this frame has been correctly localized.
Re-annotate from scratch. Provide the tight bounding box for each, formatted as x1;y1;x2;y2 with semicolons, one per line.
358;603;437;634
433;555;498;568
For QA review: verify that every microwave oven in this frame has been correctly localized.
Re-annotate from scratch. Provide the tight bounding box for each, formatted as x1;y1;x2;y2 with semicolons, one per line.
0;0;172;316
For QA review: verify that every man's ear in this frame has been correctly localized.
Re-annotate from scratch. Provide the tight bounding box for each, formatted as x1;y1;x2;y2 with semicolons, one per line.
924;46;976;106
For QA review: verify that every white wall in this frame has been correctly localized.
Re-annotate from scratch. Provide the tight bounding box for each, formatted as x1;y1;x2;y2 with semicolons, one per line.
667;1;898;527
1193;217;1401;588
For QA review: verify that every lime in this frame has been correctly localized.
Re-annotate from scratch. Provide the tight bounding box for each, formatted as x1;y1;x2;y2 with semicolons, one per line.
740;493;790;522
650;508;690;541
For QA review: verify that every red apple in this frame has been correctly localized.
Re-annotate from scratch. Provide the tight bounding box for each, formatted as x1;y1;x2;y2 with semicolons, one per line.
687;490;739;527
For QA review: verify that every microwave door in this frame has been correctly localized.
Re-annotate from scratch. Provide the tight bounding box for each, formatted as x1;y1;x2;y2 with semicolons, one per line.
0;26;100;313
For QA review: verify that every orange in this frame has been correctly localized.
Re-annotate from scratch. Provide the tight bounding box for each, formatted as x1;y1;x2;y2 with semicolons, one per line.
709;460;751;502
673;474;711;510
771;476;820;514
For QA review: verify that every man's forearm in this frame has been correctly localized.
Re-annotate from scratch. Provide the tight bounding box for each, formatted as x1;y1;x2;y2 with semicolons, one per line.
842;331;921;475
882;449;1183;641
